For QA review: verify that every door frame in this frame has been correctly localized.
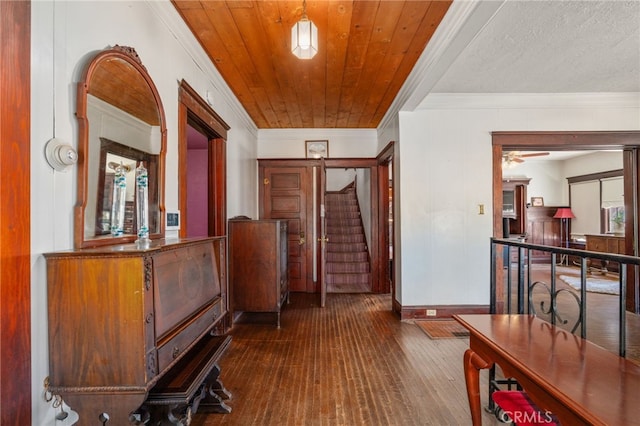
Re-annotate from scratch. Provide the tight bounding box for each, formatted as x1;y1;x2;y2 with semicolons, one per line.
1;1;31;423
323;158;382;293
178;80;229;237
492;131;640;313
377;142;395;299
258;157;390;296
319;158;327;306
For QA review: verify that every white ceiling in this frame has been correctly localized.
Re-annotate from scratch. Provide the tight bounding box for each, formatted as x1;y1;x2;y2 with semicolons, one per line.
432;0;640;94
518;150;603;161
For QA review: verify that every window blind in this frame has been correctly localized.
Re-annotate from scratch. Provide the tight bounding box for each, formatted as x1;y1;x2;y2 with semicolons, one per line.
570;180;600;237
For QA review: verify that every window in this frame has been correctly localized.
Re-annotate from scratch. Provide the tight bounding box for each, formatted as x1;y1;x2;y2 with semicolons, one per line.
569;172;623;238
602;177;624;234
605;206;625;234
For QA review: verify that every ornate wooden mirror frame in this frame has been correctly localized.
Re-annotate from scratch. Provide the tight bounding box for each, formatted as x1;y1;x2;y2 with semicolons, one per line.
75;45;166;248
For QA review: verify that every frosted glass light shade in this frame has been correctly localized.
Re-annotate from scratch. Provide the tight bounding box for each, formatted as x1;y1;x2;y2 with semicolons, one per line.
291;18;318;59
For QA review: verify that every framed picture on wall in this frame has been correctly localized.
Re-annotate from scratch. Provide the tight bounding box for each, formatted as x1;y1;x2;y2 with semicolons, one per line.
531;197;544;207
306;140;328;158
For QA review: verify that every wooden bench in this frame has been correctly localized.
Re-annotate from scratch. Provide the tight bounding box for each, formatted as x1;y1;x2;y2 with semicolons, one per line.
135;334;232;425
454;314;640;426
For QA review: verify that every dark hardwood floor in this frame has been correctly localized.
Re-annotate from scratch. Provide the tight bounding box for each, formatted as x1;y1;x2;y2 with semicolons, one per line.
194;268;640;425
193;293;500;425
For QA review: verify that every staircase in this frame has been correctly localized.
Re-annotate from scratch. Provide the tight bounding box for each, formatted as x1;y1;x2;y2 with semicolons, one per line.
324;185;371;293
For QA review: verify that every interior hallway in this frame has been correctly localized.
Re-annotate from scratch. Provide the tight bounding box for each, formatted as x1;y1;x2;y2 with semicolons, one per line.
193;293;501;425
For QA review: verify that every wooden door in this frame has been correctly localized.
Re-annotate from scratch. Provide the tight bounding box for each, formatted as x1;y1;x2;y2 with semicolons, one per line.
260;164;313;293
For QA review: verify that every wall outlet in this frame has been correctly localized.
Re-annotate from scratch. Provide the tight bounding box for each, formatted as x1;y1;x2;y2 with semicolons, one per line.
426;309;437;316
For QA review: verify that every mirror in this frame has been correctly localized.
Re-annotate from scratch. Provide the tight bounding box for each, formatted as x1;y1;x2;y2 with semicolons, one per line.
75;45;166;248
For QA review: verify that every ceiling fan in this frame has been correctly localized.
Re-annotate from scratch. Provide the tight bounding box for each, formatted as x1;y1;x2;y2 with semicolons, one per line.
502;151;549;168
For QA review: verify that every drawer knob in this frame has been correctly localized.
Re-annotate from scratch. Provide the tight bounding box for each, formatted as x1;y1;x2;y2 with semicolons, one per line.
172;346;180;359
145;313;153;323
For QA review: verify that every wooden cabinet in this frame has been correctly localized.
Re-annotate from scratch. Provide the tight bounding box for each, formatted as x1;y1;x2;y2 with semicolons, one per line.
44;237;229;424
586;234;625;272
503;178;530;235
229;219;289;328
526;206;561;263
586;234;625;254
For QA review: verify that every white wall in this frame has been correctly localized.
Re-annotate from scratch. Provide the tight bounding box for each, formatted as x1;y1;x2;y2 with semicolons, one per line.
397;108;495;305
564;151;623;178
504;161;566;206
394;94;640;307
355;168;372;253
257;128;378;158
31;1;257;423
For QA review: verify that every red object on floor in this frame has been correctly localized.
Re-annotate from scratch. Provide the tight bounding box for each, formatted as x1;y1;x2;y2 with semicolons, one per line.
492;390;559;425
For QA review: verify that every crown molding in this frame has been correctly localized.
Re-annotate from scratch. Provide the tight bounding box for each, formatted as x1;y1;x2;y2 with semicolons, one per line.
378;0;505;132
417;93;640;110
258;128;377;142
146;0;257;137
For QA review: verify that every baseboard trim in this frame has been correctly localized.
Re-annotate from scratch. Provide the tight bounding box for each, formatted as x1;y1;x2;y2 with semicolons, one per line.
392;297;402;317
399;304;489;320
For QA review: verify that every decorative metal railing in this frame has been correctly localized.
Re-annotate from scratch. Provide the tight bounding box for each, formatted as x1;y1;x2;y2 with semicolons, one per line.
488;237;640;411
491;237;640;356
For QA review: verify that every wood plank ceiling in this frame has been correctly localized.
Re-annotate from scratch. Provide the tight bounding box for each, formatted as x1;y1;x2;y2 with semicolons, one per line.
171;1;452;129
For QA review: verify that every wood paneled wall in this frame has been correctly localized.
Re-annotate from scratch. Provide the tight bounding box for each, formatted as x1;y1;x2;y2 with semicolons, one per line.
527;206;562;263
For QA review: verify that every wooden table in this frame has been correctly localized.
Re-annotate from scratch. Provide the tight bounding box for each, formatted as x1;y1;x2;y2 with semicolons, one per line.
454;314;640;426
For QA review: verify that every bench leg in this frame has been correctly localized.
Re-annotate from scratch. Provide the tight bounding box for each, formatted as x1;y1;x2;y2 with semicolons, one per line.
149;404;192;426
196;363;232;414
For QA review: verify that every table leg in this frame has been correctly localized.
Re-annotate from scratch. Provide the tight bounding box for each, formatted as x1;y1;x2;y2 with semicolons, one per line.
463;348;491;426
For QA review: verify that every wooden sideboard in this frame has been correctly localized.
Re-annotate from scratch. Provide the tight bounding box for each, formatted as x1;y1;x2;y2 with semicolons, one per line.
586;234;625;273
586;234;625;254
229;219;289;328
44;237;230;424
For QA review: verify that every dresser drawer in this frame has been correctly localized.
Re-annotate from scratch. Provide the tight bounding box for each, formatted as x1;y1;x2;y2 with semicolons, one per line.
156;298;222;372
587;238;607;252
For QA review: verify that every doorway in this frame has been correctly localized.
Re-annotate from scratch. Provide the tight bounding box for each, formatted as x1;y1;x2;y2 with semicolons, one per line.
185;123;209;237
492;131;640;313
259;154;393;302
323;167;373;294
320;158;389;299
178;80;229;238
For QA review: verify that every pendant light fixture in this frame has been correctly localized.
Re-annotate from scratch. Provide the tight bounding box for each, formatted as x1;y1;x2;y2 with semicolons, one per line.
291;0;318;59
